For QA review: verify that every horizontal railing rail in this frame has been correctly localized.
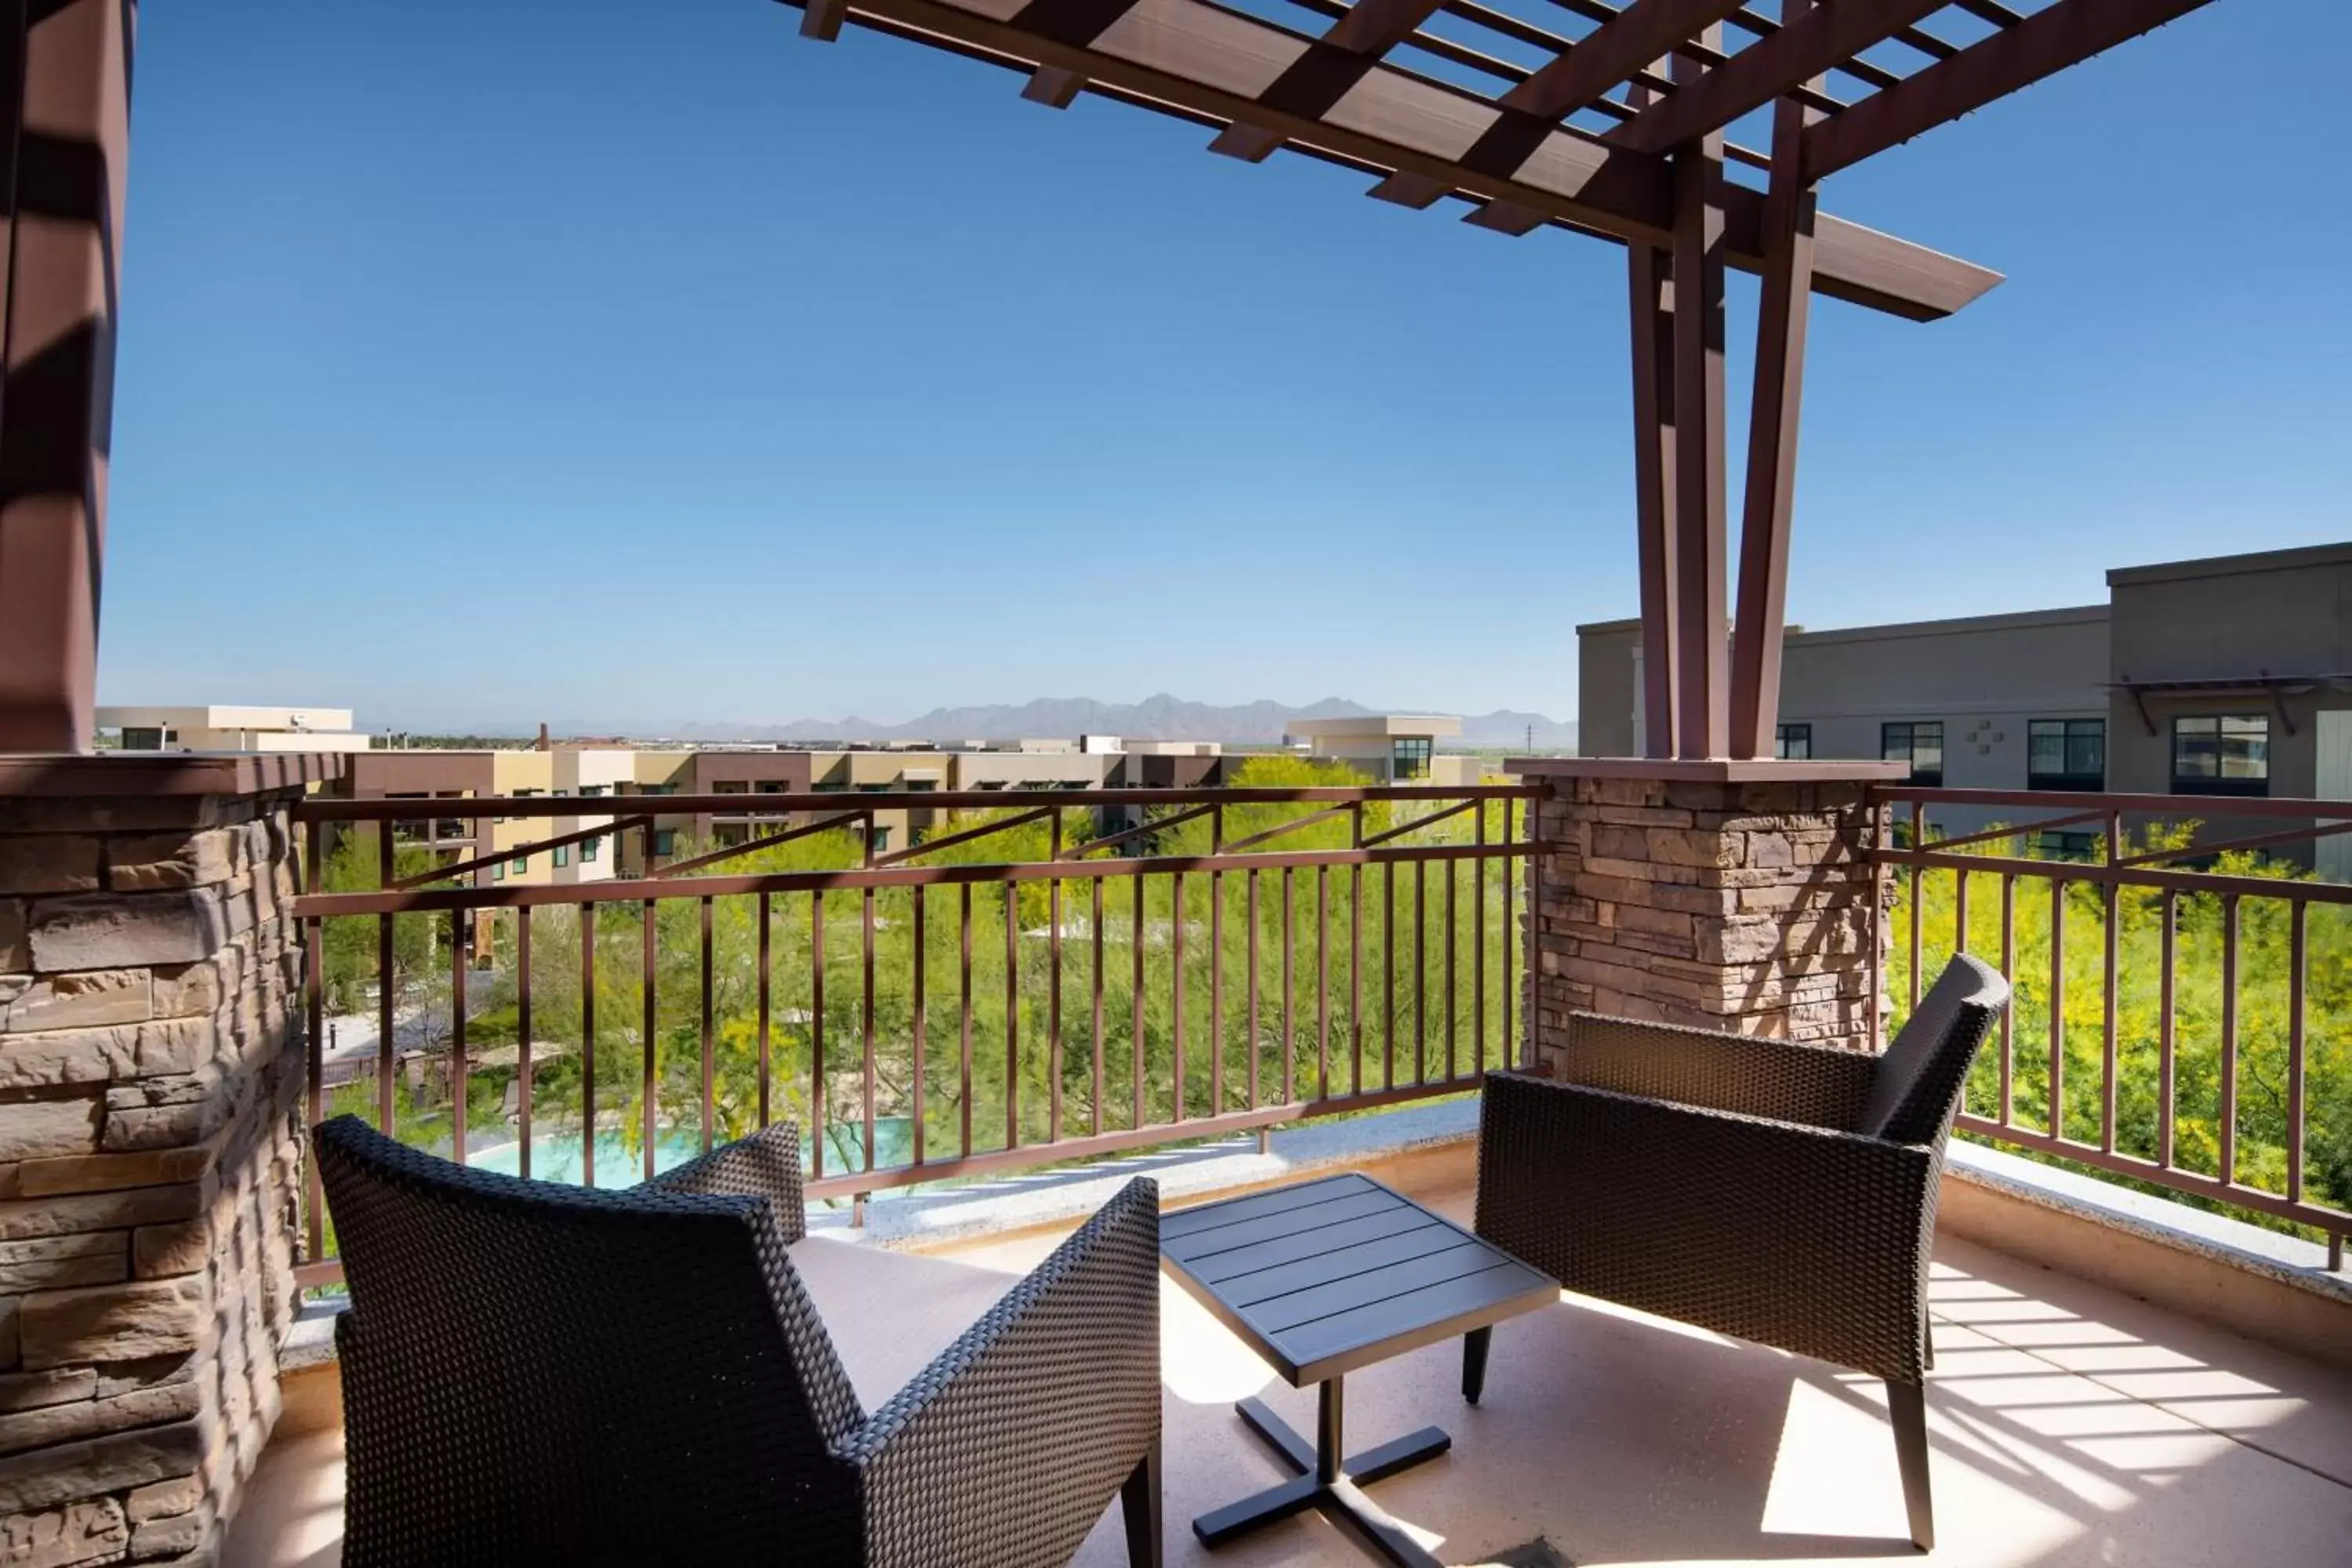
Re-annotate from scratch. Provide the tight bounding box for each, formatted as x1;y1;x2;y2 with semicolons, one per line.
1871;786;2350;1261
291;783;1539;1286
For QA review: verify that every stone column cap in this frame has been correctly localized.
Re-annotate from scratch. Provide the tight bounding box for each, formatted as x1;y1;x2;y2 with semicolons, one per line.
0;753;348;797
1504;756;1913;784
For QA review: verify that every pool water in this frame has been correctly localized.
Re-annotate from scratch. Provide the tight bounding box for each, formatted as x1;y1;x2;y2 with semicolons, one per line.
467;1117;917;1191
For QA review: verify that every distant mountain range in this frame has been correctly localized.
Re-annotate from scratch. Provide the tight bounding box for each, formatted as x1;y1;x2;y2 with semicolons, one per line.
536;695;1575;750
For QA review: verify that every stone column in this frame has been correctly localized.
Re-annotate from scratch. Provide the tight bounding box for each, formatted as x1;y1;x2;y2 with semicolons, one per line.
1511;758;1907;1073
0;753;339;1566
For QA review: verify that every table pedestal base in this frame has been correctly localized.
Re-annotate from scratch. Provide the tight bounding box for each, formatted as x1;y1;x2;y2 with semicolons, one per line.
1193;1379;1450;1568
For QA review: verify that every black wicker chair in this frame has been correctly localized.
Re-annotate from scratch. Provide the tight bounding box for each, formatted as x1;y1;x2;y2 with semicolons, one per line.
315;1115;1163;1567
1473;953;2009;1552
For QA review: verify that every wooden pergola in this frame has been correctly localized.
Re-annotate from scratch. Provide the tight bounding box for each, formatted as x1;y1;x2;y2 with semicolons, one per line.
772;0;2212;760
0;2;2212;754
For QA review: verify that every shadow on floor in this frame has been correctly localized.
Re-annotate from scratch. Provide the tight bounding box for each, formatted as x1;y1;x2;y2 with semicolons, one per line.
227;1215;2352;1568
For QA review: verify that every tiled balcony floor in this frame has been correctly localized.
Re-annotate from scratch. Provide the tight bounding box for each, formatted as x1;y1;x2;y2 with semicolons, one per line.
230;1174;2352;1567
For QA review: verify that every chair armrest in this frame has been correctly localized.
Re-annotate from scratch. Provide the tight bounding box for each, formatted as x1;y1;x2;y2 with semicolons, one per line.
849;1177;1161;1568
1560;1012;1877;1130
1476;1070;1937;1382
641;1123;807;1243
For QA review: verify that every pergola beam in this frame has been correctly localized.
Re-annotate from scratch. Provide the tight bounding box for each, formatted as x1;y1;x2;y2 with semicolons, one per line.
1607;0;1951;154
0;0;133;755
785;0;2003;321
1668;43;1729;760
1626;60;1678;758
1727;0;1819;760
1802;0;2217;182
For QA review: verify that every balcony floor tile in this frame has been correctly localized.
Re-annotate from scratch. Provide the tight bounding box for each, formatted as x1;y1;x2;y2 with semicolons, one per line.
227;1184;2352;1568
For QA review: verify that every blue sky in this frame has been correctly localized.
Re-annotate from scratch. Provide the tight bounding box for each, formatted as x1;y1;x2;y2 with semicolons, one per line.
104;1;2346;731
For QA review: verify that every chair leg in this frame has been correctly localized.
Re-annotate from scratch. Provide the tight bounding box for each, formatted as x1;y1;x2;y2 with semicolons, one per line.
1462;1326;1492;1405
1122;1433;1163;1568
1886;1379;1933;1552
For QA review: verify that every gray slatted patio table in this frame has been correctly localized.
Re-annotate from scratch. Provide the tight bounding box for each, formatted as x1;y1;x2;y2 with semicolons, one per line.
1159;1172;1557;1568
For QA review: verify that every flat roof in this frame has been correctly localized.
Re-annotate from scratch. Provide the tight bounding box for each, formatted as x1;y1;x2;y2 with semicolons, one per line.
2108;541;2352;587
96;703;358;731
1286;715;1464;739
1784;604;2109;648
1578;605;2106;649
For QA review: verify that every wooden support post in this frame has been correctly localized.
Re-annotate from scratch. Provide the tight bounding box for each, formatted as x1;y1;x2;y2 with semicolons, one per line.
1625;61;1677;759
1628;245;1677;758
1729;0;1819;760
0;0;134;753
1668;40;1729;760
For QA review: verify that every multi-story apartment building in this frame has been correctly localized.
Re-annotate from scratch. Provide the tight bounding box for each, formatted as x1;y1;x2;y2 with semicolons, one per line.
1577;542;2352;866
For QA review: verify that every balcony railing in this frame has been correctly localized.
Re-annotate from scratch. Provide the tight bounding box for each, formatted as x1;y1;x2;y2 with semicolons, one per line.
290;782;1539;1283
1875;786;2352;1261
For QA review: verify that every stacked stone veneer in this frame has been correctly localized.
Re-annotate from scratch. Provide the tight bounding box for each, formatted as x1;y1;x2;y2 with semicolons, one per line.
0;787;307;1566
1526;769;1894;1073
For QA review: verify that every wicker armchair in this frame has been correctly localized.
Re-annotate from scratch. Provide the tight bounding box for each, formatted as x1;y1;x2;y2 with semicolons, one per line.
315;1116;1163;1567
1473;953;2009;1552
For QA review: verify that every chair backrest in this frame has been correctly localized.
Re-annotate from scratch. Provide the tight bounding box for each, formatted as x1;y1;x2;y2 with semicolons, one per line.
1859;953;2012;1145
314;1116;863;1563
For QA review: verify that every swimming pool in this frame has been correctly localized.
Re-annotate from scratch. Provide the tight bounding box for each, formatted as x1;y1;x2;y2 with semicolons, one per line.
466;1117;917;1190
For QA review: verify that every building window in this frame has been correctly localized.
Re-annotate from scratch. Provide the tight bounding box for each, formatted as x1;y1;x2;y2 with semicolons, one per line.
756;781;788;793
2034;829;2100;862
1882;721;1944;786
870;826;892;854
554;844;569;868
510;855;528;874
120;727;165;751
1391;738;1432;781
583;835;601;862
581;784;607;798
490;862;504;882
1775;724;1812;761
712;781;748;795
2172;715;2269;797
653;829;677;857
2027;719;2105;792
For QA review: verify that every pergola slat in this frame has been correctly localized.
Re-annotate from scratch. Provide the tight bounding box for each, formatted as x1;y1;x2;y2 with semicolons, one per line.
1499;0;1753;123
1209;0;1451;162
787;0;2003;320
1606;0;1952;154
1802;0;2217;183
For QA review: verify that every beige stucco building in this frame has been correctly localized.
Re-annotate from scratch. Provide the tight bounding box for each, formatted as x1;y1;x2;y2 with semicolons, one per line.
98;703;372;753
1283;714;1480;786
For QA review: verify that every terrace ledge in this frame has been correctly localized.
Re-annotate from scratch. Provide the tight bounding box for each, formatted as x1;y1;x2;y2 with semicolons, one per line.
1504;756;1913;783
0;749;348;796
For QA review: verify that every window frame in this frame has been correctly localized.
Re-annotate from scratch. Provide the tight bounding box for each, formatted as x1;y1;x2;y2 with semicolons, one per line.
1774;723;1812;761
1390;737;1433;781
2170;713;2270;797
2027;717;2106;793
1880;720;1944;787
